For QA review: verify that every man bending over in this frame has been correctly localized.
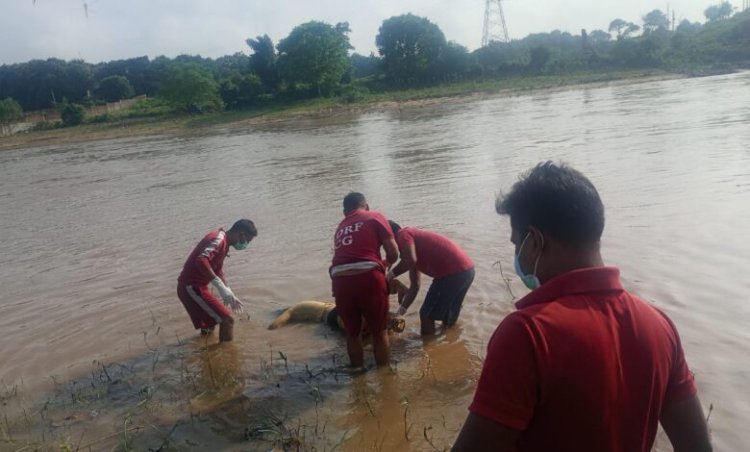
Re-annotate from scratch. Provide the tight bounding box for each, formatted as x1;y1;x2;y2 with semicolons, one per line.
387;221;474;336
177;219;257;342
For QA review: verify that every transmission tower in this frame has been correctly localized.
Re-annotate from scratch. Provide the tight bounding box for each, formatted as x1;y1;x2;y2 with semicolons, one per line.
482;0;510;46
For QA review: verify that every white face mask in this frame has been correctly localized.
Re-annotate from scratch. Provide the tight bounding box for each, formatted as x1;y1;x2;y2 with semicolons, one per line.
513;232;543;290
232;240;249;250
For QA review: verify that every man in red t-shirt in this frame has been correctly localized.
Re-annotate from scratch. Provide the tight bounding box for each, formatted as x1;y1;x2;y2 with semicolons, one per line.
330;192;399;369
177;219;257;342
453;162;711;452
386;222;474;335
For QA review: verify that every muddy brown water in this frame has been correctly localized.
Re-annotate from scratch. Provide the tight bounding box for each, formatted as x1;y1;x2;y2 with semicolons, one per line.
1;72;749;451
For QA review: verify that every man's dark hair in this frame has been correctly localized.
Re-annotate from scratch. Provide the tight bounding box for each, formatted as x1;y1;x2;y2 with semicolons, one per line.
496;162;604;246
388;220;401;235
229;219;257;237
343;192;367;213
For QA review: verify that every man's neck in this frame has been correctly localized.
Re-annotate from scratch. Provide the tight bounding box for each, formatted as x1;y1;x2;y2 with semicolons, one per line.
541;245;604;283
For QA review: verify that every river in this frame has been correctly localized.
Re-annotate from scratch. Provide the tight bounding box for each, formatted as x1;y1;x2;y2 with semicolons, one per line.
0;72;748;451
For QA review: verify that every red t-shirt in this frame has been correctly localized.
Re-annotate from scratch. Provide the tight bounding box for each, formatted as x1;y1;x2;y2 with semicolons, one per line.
331;209;393;268
396;227;473;279
178;228;229;286
469;267;697;452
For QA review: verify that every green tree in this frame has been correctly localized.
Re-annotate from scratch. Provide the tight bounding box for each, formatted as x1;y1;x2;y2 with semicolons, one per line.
376;14;447;84
624;22;641;37
528;45;551;72
246;34;279;89
96;75;134;102
277;21;352;96
676;19;703;34
95;56;156;96
351;53;381;78
588;30;612;43
609;19;641;39
219;73;264;109
214;52;252;80
472;41;526;76
0;97;23;123
158;64;223;112
608;19;627;38
60;102;85;126
0;58;94;111
437;41;471;80
643;9;670;33
704;2;734;21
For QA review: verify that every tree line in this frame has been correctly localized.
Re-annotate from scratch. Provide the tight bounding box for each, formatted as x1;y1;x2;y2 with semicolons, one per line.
0;2;748;125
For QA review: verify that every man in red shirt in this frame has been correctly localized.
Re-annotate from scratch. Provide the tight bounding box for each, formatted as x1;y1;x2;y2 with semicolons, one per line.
453;162;711;452
330;192;399;369
177;219;257;343
386;222;474;336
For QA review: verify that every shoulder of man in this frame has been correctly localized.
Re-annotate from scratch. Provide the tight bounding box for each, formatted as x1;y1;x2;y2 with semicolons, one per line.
619;289;679;332
399;226;417;240
200;229;228;256
364;210;392;230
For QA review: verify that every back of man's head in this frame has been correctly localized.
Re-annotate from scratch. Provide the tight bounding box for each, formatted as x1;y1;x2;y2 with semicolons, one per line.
229;219;258;238
496;162;604;247
343;192;367;214
388;220;401;236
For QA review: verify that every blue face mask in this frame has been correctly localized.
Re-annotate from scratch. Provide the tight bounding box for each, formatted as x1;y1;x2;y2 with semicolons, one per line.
232;240;249;251
514;232;542;290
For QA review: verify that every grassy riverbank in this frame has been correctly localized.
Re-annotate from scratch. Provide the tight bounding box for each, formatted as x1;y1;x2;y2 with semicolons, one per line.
0;69;681;151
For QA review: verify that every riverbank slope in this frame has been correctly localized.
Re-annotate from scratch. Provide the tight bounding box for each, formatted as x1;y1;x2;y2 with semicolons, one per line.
0;70;683;151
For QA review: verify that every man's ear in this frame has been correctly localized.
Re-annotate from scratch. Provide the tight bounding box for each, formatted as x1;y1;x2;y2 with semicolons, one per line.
365;203;370;211
529;226;545;253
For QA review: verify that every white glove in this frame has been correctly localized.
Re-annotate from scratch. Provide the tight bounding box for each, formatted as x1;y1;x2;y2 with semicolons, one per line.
211;277;235;303
227;296;244;315
211;277;244;314
397;305;407;317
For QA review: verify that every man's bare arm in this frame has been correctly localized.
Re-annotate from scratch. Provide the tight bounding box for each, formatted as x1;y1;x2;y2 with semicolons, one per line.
382;236;399;266
452;413;520;452
661;395;712;452
398;268;421;313
390;242;417;277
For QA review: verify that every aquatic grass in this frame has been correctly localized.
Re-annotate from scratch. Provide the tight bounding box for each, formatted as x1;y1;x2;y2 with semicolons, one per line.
423;425;447;452
402;398;413;440
0;321;425;452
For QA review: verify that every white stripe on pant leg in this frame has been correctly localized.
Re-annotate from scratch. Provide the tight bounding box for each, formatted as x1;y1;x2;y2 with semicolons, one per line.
186;286;223;324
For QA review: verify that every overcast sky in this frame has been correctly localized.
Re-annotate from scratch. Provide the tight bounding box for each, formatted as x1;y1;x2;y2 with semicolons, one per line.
0;0;724;65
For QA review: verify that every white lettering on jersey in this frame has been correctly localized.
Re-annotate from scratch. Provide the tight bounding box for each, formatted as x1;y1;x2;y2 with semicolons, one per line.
334;222;364;249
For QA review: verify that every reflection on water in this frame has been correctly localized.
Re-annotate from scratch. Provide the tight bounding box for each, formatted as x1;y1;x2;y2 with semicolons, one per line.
0;72;749;450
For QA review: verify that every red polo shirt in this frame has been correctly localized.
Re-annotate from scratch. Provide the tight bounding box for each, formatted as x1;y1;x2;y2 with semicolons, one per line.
469;267;696;452
397;227;473;279
331;209;393;268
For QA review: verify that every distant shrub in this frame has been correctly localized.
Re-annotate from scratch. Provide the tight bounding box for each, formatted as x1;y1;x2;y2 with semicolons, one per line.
87;114;110;124
96;75;135;102
31;120;61;131
115;98;175;118
0;97;23;123
337;84;370;103
61;103;86;127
